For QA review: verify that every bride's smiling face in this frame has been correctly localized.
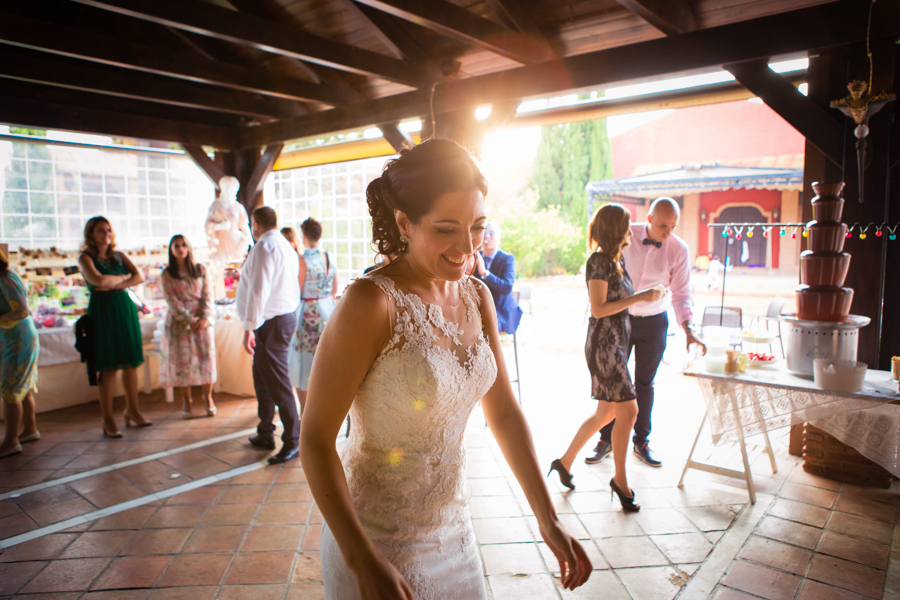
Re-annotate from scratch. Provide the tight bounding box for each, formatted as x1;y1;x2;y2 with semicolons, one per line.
397;187;487;282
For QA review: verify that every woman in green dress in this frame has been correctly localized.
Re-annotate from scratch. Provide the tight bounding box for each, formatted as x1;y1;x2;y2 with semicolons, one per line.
0;248;40;458
78;216;151;437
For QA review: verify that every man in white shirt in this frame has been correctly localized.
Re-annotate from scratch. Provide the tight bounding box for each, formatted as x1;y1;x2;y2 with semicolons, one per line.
586;197;705;467
237;206;301;464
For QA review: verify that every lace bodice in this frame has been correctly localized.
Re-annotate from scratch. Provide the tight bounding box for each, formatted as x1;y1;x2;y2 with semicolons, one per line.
340;274;497;589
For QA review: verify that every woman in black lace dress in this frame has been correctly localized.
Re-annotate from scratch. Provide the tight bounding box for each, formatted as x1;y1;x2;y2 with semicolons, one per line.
549;203;661;511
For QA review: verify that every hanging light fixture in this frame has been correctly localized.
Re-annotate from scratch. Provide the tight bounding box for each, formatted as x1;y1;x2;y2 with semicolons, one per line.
830;1;896;203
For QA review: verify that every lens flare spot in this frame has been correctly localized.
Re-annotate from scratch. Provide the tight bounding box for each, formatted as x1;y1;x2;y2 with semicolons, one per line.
413;397;426;411
388;447;404;467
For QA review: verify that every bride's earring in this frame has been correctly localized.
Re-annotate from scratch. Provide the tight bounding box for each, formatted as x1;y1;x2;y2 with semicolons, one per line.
399;234;410;246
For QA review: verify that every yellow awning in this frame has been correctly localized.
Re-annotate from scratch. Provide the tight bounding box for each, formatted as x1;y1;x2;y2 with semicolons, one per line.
274;135;420;171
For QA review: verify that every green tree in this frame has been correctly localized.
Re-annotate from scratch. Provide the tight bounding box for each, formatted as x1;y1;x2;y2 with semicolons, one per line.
494;190;585;278
530;125;563;212
530;118;613;230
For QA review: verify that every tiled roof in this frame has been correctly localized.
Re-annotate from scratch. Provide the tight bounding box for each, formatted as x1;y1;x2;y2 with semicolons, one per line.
587;160;803;199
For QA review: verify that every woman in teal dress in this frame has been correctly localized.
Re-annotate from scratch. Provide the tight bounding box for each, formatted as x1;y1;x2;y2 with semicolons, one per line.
78;216;151;437
288;218;337;413
0;248;40;458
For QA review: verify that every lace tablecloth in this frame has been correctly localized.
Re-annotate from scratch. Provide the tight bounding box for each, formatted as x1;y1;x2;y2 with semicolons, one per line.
693;368;900;476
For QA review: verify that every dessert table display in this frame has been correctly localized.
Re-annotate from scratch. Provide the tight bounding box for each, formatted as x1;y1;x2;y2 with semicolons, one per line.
34;318;161;412
681;181;900;502
682;365;899;503
32;311;255;413
6;246;257;414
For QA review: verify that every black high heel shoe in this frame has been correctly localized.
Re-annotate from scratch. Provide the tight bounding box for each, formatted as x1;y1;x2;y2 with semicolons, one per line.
610;478;640;512
548;459;575;490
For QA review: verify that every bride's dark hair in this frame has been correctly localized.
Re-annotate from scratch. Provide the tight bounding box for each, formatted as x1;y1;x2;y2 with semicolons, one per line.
367;138;488;257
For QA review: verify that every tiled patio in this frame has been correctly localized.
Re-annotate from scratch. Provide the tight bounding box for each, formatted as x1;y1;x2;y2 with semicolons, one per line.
2;275;898;599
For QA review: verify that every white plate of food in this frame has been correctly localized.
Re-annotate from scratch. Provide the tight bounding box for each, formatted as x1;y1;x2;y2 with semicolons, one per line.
742;330;776;344
747;352;778;368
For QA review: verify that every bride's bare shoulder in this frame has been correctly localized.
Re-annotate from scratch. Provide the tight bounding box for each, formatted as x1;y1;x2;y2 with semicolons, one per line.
327;277;392;348
333;277;391;320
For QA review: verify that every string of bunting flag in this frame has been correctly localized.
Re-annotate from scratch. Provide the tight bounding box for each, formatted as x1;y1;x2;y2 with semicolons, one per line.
706;222;900;240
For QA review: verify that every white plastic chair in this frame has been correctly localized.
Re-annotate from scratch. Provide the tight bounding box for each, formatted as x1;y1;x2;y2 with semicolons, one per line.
760;297;788;357
515;284;535;336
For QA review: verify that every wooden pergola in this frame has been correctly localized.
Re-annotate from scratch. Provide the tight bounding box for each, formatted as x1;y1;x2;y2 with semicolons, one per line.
1;0;898;367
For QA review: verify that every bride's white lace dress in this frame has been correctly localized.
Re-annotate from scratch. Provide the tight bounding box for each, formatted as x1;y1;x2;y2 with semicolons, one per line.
321;274;498;599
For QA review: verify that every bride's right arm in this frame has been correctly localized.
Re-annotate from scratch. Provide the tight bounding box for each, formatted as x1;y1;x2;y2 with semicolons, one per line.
299;281;413;600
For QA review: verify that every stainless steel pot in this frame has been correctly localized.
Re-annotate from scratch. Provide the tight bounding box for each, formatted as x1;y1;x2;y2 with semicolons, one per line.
780;314;870;375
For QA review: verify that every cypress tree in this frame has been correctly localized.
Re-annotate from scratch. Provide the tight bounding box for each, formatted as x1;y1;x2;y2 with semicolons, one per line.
529;117;613;232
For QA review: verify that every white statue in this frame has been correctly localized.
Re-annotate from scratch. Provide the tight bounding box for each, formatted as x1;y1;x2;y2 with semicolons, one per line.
205;176;251;263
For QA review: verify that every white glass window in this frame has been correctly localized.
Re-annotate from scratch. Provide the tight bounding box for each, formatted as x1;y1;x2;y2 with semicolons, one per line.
0;140;214;250
268;155;389;290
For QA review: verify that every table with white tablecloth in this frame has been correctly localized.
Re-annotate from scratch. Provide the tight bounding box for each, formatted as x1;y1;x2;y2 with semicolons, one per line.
32;317;254;414
682;367;900;503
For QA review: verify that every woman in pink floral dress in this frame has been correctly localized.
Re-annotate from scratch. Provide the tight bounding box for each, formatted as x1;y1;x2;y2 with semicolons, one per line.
160;235;217;418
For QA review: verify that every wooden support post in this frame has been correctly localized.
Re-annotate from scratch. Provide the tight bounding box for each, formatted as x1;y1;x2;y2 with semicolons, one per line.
802;40;898;369
725;59;844;167
183;144;226;189
378;123;413;152
241;144;284;212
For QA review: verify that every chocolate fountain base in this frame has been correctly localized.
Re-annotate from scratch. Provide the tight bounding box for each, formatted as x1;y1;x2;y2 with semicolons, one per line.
780;314;871;375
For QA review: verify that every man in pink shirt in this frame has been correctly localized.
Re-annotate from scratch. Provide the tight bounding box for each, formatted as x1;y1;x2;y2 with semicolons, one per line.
586;197;705;467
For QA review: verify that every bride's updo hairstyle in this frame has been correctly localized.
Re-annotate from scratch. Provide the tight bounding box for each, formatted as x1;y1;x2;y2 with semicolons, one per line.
367;138;488;257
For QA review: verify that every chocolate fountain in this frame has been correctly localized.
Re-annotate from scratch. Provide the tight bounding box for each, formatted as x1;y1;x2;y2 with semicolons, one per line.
781;182;870;375
797;182;852;321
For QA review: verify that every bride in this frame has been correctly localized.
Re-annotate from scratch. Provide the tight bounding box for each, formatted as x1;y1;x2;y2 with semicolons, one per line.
299;139;592;599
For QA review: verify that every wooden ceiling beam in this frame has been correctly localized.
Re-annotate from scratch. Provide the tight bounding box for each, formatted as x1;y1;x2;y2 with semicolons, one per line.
377;123;413;152
724;59;843;167
612;0;698;36
335;0;405;61
183;145;227;188
0;13;351;106
509;73;806;128
349;3;449;79
1;79;243;127
70;0;427;86
242;143;285;209
220;0;369;105
483;99;522;130
0;95;238;149
0;48;303;121
352;0;554;64
239;0;898;148
484;0;558;58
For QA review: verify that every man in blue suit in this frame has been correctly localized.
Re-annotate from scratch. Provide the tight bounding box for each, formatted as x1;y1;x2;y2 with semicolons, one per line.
475;223;523;334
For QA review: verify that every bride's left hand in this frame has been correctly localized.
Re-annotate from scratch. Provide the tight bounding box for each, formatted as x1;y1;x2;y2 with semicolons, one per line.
539;521;592;590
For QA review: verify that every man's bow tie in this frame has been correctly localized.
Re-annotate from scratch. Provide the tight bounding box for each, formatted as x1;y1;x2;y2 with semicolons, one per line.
642;238;662;249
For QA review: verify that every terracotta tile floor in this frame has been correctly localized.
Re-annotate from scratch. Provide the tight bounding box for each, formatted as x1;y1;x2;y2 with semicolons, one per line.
2;276;899;598
1;384;897;599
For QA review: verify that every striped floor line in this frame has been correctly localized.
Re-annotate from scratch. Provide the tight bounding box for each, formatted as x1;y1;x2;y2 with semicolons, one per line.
0;458;271;549
0;427;259;502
